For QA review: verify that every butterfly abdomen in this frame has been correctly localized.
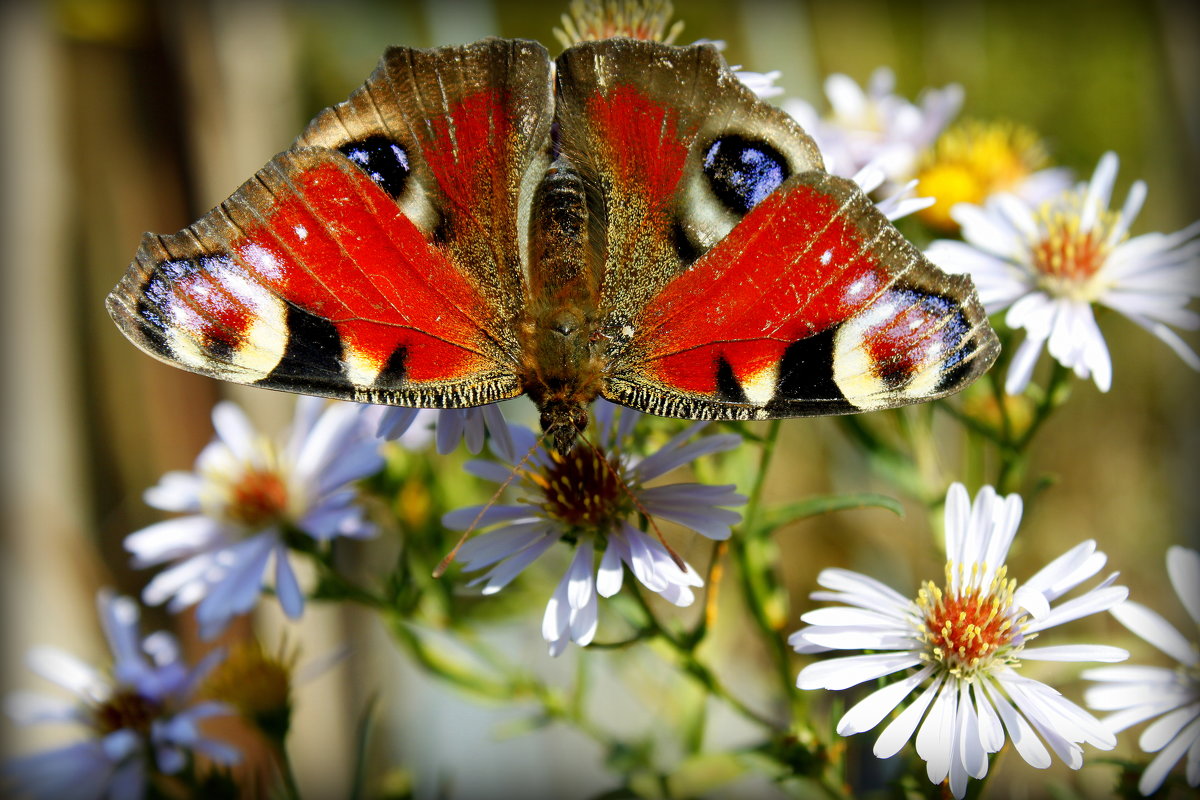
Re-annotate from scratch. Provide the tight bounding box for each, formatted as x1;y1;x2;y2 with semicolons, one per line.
520;158;607;452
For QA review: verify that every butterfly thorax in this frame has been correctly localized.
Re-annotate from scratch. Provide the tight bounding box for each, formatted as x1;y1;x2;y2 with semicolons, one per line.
519;160;606;453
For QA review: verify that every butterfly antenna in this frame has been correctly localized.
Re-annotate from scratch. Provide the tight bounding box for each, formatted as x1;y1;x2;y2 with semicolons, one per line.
584;435;688;572
432;436;544;579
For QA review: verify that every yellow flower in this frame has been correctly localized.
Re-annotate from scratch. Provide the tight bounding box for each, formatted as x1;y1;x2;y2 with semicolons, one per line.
916;120;1057;231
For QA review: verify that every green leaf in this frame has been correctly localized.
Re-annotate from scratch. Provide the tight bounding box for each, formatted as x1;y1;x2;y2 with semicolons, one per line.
348;694;379;800
756;492;904;532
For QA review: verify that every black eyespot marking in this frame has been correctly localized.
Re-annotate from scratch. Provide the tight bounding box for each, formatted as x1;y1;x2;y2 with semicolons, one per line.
715;355;748;403
262;302;347;391
376;345;409;389
339;135;410;198
770;327;854;412
936;330;977;393
703;135;789;215
671;220;702;265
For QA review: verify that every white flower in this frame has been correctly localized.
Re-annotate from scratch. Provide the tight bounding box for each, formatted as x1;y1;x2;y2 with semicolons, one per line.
1084;546;1200;795
792;483;1128;799
927;151;1200;394
126;396;384;639
370;404;515;457
783;67;962;188
445;401;745;656
3;591;238;799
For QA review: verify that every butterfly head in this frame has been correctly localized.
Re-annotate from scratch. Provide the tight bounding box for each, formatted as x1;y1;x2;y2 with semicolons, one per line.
541;399;590;456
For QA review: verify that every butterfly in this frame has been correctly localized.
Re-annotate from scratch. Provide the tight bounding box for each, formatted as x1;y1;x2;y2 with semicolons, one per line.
106;37;999;455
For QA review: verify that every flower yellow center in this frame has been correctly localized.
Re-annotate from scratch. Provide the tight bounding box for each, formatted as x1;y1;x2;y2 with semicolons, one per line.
93;689;162;736
917;563;1024;678
530;446;631;532
201;641;294;739
1029;195;1122;300
917;120;1050;231
226;467;290;528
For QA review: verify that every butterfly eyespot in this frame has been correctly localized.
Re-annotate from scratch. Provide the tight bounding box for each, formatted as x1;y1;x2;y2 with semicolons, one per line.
338;135;411;198
702;134;789;214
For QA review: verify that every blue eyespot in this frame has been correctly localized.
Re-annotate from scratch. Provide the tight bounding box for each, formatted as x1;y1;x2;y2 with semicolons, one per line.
339;136;410;198
703;135;788;214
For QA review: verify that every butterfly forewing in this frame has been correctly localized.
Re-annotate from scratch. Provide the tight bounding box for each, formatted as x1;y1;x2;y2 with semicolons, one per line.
108;39;558;409
552;40;823;324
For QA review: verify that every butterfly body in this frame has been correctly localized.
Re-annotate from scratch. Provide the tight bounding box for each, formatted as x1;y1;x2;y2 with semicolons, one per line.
107;37;999;451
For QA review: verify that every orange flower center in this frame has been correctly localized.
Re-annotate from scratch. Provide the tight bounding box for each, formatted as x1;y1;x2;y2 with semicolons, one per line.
227;468;290;528
531;446;630;531
918;564;1024;677
1030;202;1119;295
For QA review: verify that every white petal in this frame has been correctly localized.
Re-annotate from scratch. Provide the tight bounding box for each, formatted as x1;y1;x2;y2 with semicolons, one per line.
211;402;259;462
796;651;919;691
981;679;1052;769
916;680;958;784
5;691;85;724
1020;645;1128;662
273;546;304;619
874;674;945;758
815;568;913;610
26;647;107;700
1167;547;1200;628
542;572;571;644
943;482;970;563
973;682;1005;753
596;545;624;598
838;666;933;735
473;535;558;594
1110;600;1197;666
1021;540;1103;600
1140;703;1200;753
143;471;203;512
1139;717;1200;795
442;504;536;532
125;516;225;567
1005;333;1047;395
1024;583;1128;633
634;430;740;481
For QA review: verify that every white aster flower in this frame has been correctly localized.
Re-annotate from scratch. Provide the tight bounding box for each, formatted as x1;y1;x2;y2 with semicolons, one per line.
927;151;1200;394
1084;546;1200;796
126;396;384;639
792;483;1128;799
784;66;962;188
3;591;238;799
445;401;745;656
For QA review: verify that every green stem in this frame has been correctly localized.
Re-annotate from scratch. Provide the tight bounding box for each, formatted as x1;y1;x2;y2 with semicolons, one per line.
273;739;303;800
996;361;1071;493
730;421;795;706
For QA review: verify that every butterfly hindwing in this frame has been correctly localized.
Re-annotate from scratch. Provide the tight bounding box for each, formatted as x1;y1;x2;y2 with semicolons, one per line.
108;40;555;409
604;169;998;418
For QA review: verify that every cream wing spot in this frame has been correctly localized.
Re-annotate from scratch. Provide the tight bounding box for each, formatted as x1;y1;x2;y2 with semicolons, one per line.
344;346;385;387
831;317;884;408
740;362;780;405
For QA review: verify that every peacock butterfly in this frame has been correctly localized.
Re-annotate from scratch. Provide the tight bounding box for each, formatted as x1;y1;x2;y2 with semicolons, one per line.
106;37;999;454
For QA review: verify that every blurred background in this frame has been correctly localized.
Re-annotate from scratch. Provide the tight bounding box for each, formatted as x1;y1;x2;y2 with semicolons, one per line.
2;0;1197;797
